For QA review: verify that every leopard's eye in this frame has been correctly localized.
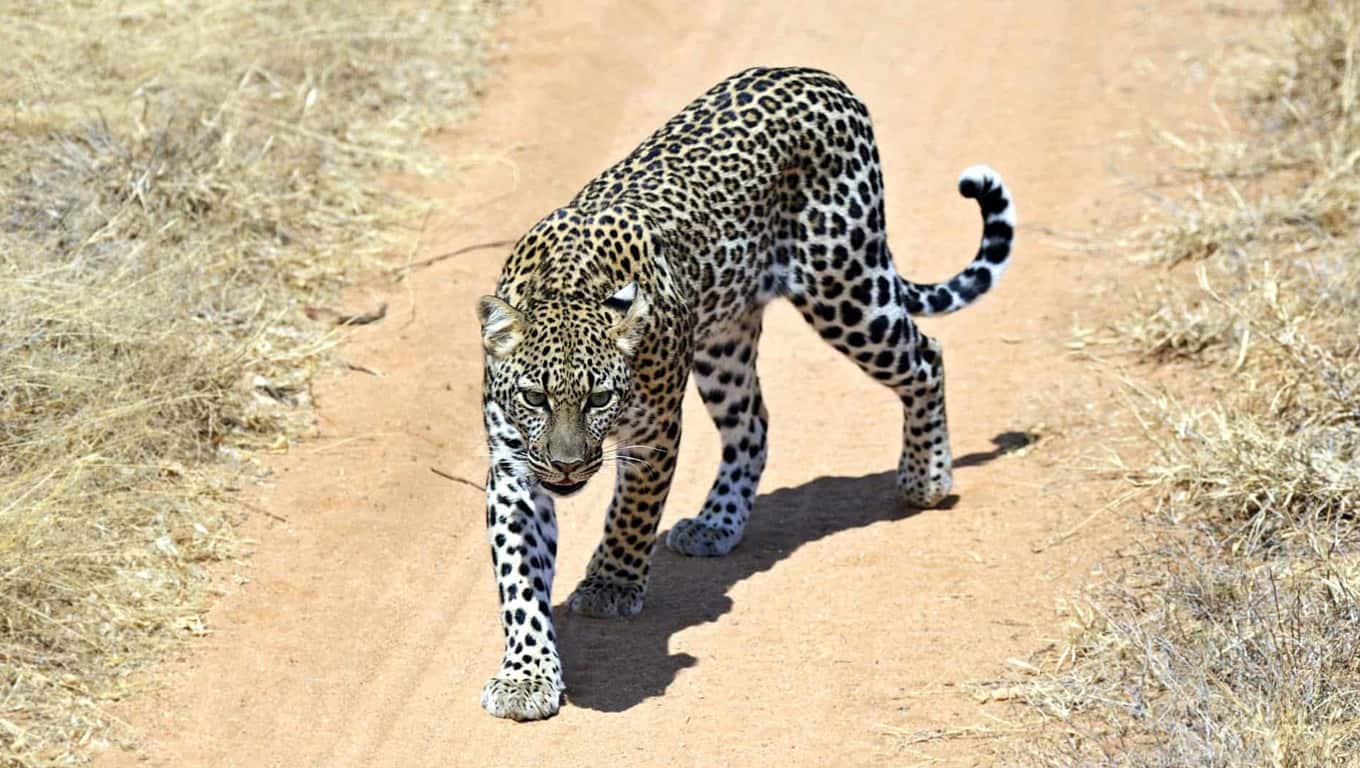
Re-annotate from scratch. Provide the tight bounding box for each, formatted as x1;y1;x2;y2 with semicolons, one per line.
586;389;613;408
521;389;548;408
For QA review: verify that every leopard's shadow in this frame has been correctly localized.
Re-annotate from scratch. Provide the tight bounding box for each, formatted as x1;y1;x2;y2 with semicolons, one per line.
553;469;947;713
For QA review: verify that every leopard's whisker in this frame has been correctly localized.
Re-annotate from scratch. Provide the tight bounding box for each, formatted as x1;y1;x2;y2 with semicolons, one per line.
606;455;652;467
605;443;668;456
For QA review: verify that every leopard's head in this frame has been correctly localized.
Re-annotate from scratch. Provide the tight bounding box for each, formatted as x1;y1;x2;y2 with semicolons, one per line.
477;283;649;495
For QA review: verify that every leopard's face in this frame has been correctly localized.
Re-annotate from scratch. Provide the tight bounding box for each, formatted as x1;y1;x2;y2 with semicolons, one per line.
477;286;649;495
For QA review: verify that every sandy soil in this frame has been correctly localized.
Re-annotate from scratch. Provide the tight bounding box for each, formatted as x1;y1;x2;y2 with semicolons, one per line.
100;1;1229;765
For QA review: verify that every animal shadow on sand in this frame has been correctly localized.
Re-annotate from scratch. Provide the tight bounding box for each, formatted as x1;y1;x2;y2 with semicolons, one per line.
554;432;1024;713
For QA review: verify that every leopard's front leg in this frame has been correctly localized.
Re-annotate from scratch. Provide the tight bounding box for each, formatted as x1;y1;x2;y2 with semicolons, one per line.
568;404;682;618
480;409;564;721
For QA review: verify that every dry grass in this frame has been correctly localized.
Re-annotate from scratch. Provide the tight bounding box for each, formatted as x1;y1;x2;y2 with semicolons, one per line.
0;2;509;764
1010;1;1360;765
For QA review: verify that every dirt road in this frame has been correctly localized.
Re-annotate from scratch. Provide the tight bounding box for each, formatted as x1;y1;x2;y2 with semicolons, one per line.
102;1;1223;765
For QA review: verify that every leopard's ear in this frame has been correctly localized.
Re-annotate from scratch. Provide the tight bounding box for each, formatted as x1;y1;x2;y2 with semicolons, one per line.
605;282;650;357
476;295;525;358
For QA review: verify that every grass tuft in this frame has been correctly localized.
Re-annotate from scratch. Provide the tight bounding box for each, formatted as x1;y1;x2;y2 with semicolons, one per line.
0;2;510;764
1016;1;1360;765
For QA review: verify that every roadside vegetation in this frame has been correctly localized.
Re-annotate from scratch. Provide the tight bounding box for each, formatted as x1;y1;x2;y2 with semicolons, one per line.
0;2;508;764
1020;1;1360;764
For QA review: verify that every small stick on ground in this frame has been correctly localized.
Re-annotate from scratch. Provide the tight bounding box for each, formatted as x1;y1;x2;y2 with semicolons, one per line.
394;239;516;274
430;467;486;492
342;361;383;376
240;501;289;525
305;302;389;326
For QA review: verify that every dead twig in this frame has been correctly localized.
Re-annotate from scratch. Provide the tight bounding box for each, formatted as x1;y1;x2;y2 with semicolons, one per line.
240;501;289;525
394;239;515;274
305;302;388;326
342;361;383;376
430;466;486;492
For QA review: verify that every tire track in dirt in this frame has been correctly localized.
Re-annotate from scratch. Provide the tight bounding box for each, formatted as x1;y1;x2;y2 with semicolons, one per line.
101;1;1228;765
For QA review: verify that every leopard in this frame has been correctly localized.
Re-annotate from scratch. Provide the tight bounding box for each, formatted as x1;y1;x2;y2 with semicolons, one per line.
474;66;1015;721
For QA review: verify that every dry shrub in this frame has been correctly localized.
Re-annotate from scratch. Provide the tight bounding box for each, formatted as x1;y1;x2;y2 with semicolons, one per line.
0;2;510;764
1017;1;1360;765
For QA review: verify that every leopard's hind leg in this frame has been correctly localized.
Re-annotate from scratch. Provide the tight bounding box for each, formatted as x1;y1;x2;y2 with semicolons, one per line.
777;157;1014;508
894;334;952;507
790;277;953;508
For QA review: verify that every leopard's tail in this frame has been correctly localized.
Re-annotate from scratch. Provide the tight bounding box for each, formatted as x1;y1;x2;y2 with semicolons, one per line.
901;165;1015;316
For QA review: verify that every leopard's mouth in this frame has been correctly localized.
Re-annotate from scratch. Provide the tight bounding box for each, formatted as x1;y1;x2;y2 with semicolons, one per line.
540;479;588;496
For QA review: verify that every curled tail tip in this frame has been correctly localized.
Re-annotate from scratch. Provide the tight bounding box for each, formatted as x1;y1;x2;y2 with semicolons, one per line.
958;164;1016;229
901;165;1015;317
956;164;1004;199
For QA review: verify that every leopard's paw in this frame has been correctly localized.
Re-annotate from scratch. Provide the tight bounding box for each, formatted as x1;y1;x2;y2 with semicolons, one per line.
567;575;645;618
665;517;742;557
481;672;564;721
898;470;953;509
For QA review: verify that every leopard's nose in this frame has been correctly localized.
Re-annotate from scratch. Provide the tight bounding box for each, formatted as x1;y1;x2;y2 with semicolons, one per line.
551;459;586;476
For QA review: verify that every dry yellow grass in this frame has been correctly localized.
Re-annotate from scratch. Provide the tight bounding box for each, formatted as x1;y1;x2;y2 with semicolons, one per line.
0;2;510;764
1015;1;1360;765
